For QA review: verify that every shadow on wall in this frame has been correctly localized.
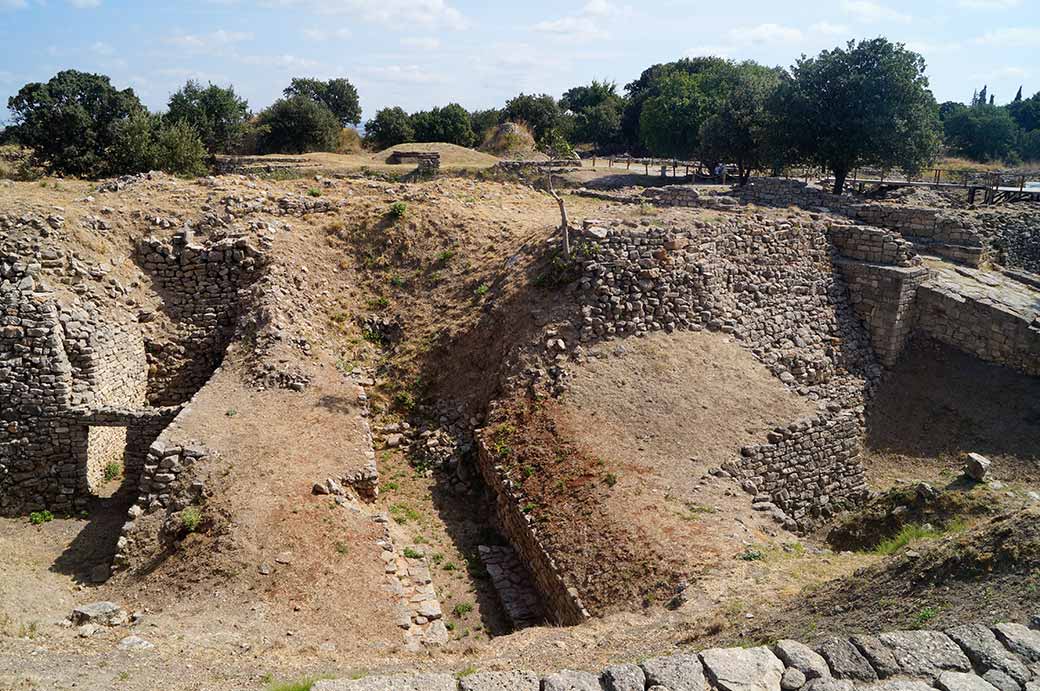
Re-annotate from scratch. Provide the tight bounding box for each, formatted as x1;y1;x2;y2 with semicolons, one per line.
865;336;1040;477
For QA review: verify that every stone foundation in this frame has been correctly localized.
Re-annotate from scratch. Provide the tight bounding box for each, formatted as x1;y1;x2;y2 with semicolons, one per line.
314;619;1040;691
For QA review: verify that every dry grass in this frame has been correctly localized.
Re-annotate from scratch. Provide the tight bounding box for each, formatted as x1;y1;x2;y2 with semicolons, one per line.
480;122;538;159
336;128;363;155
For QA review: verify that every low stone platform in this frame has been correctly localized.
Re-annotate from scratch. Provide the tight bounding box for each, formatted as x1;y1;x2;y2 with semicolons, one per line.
314;619;1040;690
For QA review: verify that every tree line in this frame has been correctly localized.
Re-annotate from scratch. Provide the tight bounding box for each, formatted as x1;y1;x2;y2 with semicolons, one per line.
3;37;1037;189
1;72;362;178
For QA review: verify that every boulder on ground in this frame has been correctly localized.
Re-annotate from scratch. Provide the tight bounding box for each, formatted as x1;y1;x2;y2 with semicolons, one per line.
71;602;127;627
964;453;991;481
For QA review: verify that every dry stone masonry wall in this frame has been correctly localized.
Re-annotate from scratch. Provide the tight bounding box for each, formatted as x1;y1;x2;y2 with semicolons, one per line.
1;259;173;515
574;216;880;531
313;618;1040;691
135;228;266;405
736;178;985;266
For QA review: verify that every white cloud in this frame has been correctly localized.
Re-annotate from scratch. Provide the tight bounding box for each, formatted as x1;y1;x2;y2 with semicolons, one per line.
533;0;630;42
239;53;320;69
400;36;440;50
904;39;963;55
91;41;114;55
728;23;803;45
68;0;101;7
359;64;446;84
840;0;912;23
972;66;1029;80
809;21;850;37
958;0;1019;7
165;29;253;52
303;27;352;41
974;27;1040;47
1;0;27;8
687;44;733;58
265;0;468;31
533;15;610;41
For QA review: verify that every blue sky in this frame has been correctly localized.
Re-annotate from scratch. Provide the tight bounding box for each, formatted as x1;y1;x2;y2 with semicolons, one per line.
1;0;1038;125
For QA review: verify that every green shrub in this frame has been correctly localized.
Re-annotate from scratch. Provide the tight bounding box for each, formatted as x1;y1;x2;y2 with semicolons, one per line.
102;462;122;483
307;188;322;197
29;510;54;525
403;547;424;559
913;605;940;628
452;602;474;617
388;201;407;220
154;120;208;177
738;547;764;561
180;506;203;533
107;111;160;174
256;96;341;154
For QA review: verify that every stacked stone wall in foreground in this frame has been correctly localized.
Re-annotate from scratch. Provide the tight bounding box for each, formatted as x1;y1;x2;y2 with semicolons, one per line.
313;619;1040;691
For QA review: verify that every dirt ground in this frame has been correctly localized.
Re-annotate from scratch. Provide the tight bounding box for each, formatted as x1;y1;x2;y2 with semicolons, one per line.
861;337;1040;490
2;162;1039;690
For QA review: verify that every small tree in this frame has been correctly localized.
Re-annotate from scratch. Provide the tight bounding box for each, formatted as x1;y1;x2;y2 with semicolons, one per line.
107;111;159;174
560;80;625;150
365;106;414;150
155;120;208;176
255;96;340;154
770;38;941;194
538;129;575;257
7;70;145;177
1007;91;1040;132
621;56;729;153
166;80;250;154
283;77;361;127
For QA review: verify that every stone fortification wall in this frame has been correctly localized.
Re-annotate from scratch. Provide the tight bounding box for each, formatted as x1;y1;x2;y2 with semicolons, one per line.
736;178;984;266
839;262;930;367
1;258;169;514
59;303;148;490
731;411;867;529
917;280;1040;377
577;217;878;405
1;225;264;516
313;619;1040;691
135;229;265;405
474;437;591;626
1;266;80;514
828;223;918;266
574;217;879;530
